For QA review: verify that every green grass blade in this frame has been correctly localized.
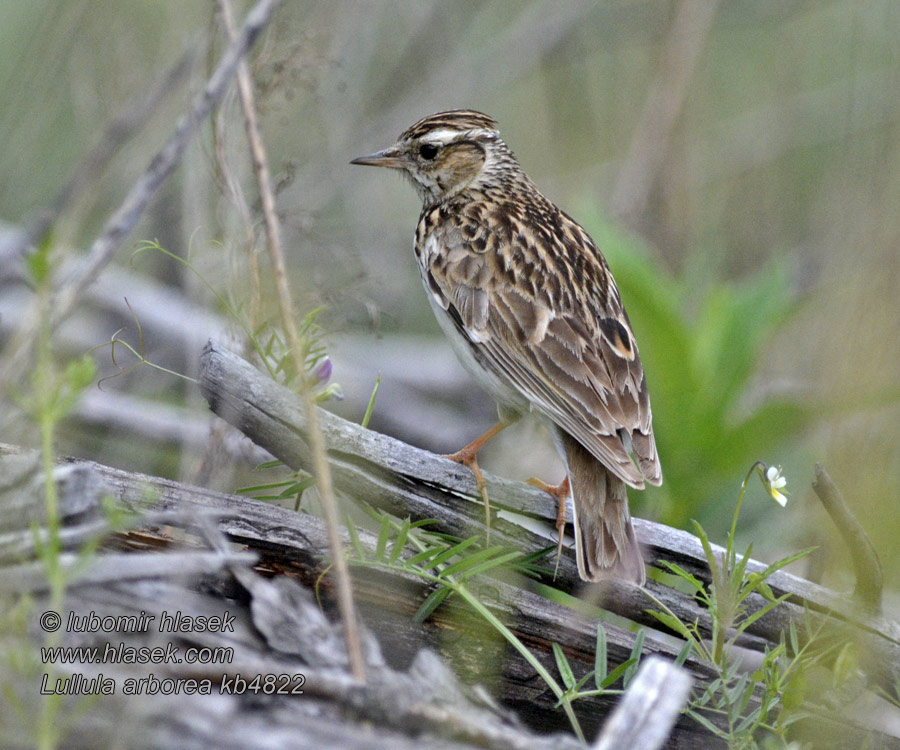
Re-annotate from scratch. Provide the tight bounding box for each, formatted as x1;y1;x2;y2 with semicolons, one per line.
414;586;451;623
553;643;576;690
594;624;608;689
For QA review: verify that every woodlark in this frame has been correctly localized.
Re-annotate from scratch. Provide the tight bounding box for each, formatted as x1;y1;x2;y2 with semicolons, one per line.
352;110;661;585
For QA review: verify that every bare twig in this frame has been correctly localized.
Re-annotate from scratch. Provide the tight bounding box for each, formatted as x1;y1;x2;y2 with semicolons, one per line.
812;462;883;612
610;0;719;228
0;0;282;386
218;0;366;682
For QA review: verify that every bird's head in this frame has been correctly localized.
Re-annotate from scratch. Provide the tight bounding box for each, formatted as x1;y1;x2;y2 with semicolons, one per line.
351;110;516;206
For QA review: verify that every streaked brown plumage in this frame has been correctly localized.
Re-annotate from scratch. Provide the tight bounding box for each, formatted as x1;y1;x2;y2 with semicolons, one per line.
351;110;661;584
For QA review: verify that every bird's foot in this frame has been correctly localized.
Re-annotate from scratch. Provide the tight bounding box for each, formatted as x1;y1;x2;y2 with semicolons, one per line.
442;422;508;540
527;476;570;577
444;444;492;539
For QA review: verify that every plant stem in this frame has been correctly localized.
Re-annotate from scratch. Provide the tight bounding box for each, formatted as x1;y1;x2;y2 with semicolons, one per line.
35;273;63;750
452;584;586;744
218;0;365;682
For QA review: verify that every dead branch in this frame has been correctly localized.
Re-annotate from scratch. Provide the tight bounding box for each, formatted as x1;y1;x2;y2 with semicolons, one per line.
197;340;900;699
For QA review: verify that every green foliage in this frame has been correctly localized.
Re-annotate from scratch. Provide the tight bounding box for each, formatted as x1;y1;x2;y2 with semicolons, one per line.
345;511;591;742
550;623;648;710
644;463;822;748
237;462;317;511
579;211;814;528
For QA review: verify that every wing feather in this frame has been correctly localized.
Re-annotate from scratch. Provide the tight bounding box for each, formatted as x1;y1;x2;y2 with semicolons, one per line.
424;205;662;488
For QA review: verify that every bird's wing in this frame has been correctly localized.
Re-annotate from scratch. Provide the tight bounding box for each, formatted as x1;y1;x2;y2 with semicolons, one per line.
425;206;661;489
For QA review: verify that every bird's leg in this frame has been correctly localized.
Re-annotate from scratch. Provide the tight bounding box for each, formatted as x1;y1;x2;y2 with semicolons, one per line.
443;421;508;534
527;476;570;577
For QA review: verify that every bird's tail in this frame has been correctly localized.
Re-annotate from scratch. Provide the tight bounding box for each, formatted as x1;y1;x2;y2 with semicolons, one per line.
563;434;645;585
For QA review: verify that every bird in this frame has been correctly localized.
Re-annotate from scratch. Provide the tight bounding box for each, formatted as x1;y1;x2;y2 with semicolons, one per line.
351;110;661;585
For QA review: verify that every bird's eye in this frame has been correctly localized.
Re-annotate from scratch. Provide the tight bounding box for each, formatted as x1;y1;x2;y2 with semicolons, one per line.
419;143;439;160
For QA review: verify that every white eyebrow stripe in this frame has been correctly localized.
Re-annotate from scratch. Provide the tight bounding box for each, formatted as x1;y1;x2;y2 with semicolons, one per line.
421;129;461;143
421;128;497;144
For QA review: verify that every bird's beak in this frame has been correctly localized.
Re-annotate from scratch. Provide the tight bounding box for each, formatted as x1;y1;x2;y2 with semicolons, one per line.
350;146;406;169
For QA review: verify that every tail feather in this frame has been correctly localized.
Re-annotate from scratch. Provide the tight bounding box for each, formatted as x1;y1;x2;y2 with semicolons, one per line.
563;434;645;585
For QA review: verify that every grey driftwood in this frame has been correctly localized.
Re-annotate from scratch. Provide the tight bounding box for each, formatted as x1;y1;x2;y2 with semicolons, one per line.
2;341;898;748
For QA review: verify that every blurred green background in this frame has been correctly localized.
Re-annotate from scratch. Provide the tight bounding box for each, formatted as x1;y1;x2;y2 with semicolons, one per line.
1;0;899;591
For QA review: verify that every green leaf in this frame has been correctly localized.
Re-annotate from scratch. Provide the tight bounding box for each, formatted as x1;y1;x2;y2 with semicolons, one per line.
389;519;411;563
424;536;480;571
756;548;816;580
659;560;705;593
345;517;365;559
646;609;693;640
726;672;751;707
735;593;791;635
675;639;693;667
26;231;54;285
361;374;381;428
237;481;292;494
686;709;724;738
64;354;97;392
691;520;719;580
553;643;576;690
750;576;777;603
409;518;442;529
438;545;507;578
455;550;523;581
594;625;608;689
597;657;637;690
414;586;451;623
277;476;316;498
623;629;646;687
735;709;762;735
788;620;800;656
375;514;392;561
406;546;446;569
256;460;284;469
781;664;807;714
571;670;596;695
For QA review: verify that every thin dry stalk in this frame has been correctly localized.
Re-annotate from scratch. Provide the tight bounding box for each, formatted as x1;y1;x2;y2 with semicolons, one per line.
217;0;366;681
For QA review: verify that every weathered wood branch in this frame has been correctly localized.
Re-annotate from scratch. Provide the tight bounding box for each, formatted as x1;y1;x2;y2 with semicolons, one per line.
2;421;897;746
3;342;897;747
197;339;900;700
0;443;694;747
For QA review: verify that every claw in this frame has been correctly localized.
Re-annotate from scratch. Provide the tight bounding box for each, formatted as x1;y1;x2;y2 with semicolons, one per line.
527;476;570;577
443;422;508;540
444;446;491;537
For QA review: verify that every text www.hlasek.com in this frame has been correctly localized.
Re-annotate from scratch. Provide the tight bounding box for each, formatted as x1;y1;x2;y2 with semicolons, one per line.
41;642;233;666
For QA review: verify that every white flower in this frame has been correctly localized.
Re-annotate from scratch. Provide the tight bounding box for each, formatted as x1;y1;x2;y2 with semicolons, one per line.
764;465;788;507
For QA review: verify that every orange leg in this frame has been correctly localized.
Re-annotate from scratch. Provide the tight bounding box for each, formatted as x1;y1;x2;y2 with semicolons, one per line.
527;476;570;575
443;422;508;532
